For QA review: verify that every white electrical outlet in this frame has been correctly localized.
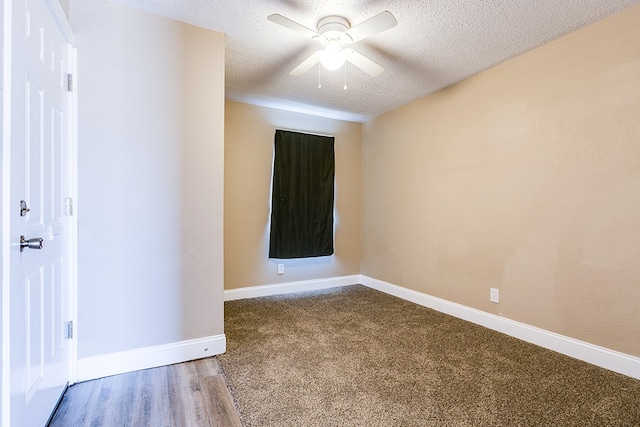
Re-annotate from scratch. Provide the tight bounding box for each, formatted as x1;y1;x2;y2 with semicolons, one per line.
277;264;284;275
490;288;500;303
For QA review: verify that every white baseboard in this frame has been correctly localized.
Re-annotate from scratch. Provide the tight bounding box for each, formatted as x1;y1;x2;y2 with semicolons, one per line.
75;334;226;383
359;275;640;380
224;275;360;301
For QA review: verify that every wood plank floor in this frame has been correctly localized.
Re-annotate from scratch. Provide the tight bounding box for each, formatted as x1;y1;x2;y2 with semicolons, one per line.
49;357;242;427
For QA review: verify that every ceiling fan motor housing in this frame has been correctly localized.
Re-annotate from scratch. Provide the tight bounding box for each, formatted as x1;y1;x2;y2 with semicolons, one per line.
317;16;352;43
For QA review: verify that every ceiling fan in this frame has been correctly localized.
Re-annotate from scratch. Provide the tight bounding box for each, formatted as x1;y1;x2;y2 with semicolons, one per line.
267;11;397;77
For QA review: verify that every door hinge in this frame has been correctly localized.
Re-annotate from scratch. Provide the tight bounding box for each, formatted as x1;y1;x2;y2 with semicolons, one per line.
65;197;74;216
66;321;74;339
67;74;73;92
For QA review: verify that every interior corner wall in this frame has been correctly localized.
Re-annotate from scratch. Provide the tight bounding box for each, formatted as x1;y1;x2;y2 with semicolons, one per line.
224;100;361;289
71;0;225;358
361;4;640;358
57;0;70;19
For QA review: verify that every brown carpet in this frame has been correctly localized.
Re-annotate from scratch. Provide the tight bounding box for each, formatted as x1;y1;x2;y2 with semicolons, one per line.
217;285;640;426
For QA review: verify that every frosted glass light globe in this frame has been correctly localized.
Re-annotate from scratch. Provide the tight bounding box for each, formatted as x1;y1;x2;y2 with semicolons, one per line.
319;45;345;70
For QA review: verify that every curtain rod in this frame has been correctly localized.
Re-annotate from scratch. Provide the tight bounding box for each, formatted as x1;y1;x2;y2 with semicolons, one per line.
275;128;335;138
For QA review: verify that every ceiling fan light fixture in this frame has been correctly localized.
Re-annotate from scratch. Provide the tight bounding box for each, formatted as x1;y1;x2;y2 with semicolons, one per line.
318;45;345;70
269;11;397;78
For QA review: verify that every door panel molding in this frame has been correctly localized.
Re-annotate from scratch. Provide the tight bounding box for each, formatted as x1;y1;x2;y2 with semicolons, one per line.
25;265;45;403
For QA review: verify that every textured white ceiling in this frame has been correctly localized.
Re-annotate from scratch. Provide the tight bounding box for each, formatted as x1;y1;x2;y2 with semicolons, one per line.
111;0;639;122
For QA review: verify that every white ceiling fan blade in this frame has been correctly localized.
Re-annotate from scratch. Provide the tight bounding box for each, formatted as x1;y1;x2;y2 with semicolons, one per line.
268;14;319;39
344;11;397;43
345;49;384;76
290;52;320;76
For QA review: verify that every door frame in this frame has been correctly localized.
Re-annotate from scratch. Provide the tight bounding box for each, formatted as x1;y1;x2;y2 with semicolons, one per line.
1;0;78;424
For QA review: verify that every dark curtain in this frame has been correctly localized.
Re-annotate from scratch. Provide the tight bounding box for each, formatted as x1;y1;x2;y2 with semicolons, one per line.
269;129;335;259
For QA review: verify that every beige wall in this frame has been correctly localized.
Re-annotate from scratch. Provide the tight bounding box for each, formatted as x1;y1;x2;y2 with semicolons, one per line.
225;101;361;289
361;5;640;357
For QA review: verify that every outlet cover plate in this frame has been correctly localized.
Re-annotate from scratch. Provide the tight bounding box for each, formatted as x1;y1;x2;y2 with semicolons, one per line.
277;264;284;275
490;288;500;303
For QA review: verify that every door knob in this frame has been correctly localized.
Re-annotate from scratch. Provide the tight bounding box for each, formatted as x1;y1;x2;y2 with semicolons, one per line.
20;235;44;252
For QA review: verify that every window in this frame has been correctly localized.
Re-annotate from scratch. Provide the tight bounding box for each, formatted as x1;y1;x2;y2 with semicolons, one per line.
269;130;335;259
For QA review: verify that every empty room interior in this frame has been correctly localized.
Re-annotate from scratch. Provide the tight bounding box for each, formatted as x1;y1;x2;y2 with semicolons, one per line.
3;0;640;425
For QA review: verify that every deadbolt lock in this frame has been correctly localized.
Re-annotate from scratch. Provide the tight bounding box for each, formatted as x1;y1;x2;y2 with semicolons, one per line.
20;200;30;217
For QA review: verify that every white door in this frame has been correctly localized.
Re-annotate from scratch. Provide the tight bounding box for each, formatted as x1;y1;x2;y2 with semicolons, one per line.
8;0;74;425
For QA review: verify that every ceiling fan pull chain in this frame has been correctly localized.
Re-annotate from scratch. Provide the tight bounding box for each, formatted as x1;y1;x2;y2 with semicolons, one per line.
318;63;322;89
344;63;348;90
